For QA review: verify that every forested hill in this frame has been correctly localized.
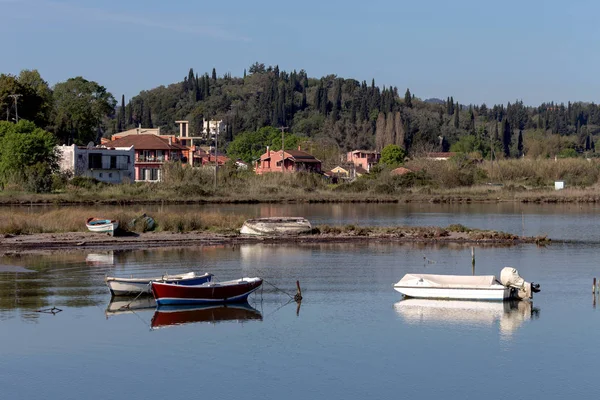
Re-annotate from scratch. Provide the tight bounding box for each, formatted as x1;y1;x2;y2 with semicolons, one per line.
120;62;599;158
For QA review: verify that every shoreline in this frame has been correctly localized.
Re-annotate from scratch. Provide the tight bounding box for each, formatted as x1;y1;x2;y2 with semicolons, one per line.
0;230;548;255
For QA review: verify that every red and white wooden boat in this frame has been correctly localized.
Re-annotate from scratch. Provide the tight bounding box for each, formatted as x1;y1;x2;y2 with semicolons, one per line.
151;277;263;306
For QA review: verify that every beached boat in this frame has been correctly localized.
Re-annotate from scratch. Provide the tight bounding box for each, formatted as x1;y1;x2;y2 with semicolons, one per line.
151;303;262;329
240;217;312;236
86;217;119;236
393;267;540;301
105;272;213;296
151;277;263;306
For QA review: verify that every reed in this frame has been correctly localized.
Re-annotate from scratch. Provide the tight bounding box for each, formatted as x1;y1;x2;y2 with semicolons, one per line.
0;208;249;235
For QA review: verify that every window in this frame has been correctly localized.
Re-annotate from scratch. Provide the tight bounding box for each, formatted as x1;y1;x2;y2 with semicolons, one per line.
149;169;159;181
99;173;103;178
110;156;117;169
78;154;83;160
108;173;113;178
89;153;102;169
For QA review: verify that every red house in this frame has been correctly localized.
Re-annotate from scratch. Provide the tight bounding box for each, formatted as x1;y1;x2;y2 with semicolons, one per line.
255;147;322;174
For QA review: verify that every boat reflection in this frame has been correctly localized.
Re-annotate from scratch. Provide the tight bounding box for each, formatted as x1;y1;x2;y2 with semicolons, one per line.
394;299;539;337
105;297;156;317
86;251;115;266
151;302;263;329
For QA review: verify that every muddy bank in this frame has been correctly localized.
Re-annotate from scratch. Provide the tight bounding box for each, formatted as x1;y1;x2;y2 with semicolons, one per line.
0;229;549;255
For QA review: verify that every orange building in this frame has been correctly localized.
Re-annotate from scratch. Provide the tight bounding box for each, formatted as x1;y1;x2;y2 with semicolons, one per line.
255;147;322;174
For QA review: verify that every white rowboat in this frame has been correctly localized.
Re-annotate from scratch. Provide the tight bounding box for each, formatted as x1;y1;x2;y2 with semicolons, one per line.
240;217;312;236
105;272;213;296
86;218;119;236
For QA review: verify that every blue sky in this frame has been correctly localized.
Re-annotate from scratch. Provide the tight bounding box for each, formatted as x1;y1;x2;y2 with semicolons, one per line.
1;0;598;106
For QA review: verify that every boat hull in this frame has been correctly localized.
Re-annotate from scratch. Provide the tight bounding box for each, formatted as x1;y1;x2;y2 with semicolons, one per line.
86;218;119;235
152;278;263;306
106;272;213;296
240;217;312;236
393;285;511;301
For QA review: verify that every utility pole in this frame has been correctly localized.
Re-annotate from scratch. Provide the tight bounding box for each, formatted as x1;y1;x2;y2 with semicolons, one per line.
8;94;22;123
279;126;288;172
213;119;218;191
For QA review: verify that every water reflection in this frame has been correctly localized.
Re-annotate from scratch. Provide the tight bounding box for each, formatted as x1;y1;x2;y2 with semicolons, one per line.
394;299;539;337
105;296;156;317
150;303;262;329
86;251;115;266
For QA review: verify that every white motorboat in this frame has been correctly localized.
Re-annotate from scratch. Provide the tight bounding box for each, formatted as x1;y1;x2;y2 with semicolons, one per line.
393;267;540;301
105;272;213;296
240;217;312;236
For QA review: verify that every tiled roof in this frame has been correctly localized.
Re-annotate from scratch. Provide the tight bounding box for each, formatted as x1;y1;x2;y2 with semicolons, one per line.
391;167;413;175
104;135;186;151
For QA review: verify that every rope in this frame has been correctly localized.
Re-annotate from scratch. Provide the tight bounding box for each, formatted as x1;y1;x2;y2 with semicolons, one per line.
119;282;152;310
262;278;294;300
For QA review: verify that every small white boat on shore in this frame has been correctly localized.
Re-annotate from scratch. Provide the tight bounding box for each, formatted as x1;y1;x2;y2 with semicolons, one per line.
393;267;540;301
240;217;312;236
86;217;119;236
105;272;213;296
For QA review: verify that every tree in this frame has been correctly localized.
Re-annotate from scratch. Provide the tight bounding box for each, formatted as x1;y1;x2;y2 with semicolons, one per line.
454;103;460;129
0;120;58;192
212;68;217;81
52;77;116;144
517;130;523;157
0;73;50;127
380;144;406;167
404;88;412;108
502;119;512;158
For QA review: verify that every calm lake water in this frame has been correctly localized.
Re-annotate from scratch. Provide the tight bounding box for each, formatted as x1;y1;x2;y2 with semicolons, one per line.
1;205;599;400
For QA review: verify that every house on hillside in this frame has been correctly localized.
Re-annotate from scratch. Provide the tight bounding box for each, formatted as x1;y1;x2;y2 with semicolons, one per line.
57;144;135;184
255;147;322;174
102;134;187;181
347;150;380;172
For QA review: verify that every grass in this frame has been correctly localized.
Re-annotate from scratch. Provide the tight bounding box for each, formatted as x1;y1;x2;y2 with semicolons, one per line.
0;208;249;235
2;157;600;205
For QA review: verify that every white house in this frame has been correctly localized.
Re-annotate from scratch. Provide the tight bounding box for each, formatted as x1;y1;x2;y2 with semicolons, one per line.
57;144;135;184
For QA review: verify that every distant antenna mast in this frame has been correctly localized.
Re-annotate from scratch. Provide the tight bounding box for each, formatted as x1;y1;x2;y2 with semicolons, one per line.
8;94;22;123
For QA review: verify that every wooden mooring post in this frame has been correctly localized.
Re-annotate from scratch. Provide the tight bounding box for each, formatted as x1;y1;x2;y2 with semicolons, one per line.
471;247;475;275
294;280;302;302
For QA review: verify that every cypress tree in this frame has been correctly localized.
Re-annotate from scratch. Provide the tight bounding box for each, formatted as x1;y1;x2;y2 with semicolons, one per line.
127;100;133;125
586;133;591;151
502;119;511;158
212;68;217;81
243;69;246;79
517;130;523;157
454;103;460;129
320;84;328;115
301;89;307;111
469;106;475;135
188;68;195;92
449;97;455;115
332;80;342;121
146;106;153;128
119;95;126;130
404;88;412;108
204;74;210;98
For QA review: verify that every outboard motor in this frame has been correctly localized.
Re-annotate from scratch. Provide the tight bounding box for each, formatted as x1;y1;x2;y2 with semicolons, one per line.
500;267;541;300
